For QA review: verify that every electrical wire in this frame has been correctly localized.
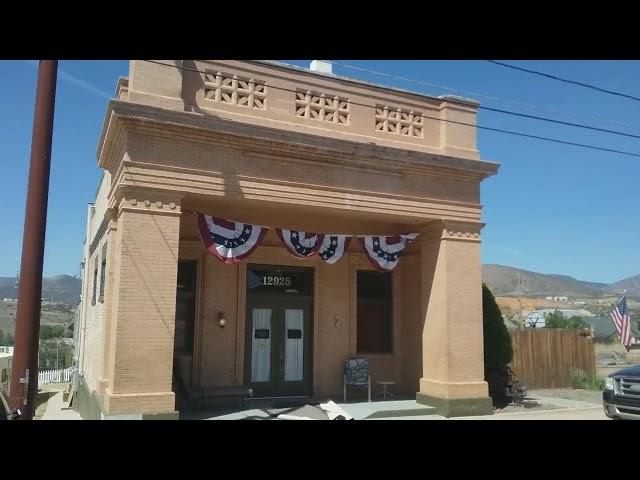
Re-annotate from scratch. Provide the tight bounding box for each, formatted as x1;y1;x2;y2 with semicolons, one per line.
141;60;640;159
487;60;640;103
323;60;640;134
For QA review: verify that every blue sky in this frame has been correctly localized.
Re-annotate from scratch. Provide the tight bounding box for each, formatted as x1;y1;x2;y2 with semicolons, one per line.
0;60;638;284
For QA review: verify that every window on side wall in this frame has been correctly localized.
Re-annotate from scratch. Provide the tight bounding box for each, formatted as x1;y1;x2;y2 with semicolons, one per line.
91;256;99;306
99;243;107;303
357;270;392;353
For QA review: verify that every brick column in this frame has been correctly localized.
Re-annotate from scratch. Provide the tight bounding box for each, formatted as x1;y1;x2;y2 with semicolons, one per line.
416;221;493;417
102;192;182;417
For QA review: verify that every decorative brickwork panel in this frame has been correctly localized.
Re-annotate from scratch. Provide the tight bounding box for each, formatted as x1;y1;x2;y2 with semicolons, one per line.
295;90;350;125
204;71;266;110
375;105;424;138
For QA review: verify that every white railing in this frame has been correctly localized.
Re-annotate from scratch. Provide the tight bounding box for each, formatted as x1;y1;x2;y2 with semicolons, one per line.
38;367;73;385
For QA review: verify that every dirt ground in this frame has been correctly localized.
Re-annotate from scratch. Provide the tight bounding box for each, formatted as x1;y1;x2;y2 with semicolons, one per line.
496;297;568;311
493;387;602;414
530;388;603;404
464;406;608;420
594;343;638;367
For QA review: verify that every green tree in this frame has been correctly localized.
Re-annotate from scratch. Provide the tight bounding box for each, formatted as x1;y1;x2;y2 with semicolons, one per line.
39;325;67;340
483;284;513;375
544;310;587;329
38;340;73;370
483;283;514;406
0;329;13;346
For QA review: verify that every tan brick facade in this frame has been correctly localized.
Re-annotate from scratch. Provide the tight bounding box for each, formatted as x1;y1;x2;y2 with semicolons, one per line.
76;60;499;418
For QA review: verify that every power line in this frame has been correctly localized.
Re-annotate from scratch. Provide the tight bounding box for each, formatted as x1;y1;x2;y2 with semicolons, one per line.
323;60;640;134
142;60;640;159
323;60;640;139
487;60;640;103
479;105;640;140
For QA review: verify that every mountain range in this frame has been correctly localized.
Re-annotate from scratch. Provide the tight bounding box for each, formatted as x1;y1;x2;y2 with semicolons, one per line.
0;266;638;308
483;264;640;299
0;275;81;306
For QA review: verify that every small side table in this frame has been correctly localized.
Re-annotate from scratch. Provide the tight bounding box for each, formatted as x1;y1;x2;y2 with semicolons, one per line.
375;381;396;401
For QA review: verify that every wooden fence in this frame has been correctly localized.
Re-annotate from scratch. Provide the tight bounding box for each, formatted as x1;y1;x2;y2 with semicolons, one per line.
510;329;596;389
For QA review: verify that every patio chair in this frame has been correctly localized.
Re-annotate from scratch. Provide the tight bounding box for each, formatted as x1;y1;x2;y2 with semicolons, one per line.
343;358;371;403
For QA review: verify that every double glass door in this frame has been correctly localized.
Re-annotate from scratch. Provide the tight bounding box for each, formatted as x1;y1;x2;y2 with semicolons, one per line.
245;300;311;397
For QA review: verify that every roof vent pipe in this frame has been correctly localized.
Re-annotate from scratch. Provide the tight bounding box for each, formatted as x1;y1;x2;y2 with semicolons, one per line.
310;60;333;74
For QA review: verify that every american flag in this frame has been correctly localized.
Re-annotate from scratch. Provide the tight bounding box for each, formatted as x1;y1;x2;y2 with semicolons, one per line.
610;295;634;349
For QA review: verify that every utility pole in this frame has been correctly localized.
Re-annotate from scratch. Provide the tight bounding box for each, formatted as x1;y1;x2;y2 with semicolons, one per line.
9;60;58;420
515;273;525;328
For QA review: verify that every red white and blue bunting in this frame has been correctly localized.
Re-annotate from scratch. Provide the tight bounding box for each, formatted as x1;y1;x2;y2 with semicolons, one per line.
358;234;419;271
197;214;268;264
196;213;418;270
318;235;352;264
276;229;325;258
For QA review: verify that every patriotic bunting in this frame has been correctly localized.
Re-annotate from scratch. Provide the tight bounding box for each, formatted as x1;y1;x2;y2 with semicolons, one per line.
318;235;352;264
359;234;419;271
276;229;324;258
196;213;419;269
197;214;268;264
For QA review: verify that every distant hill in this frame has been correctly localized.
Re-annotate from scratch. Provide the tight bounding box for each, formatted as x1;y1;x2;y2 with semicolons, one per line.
0;275;81;306
482;265;639;299
610;274;640;299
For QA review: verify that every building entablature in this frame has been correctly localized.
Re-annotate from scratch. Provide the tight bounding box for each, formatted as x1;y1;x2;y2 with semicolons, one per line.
97;101;496;226
110;60;486;162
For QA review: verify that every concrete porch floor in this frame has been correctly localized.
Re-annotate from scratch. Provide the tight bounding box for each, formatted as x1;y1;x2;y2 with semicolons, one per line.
200;399;437;420
197;389;610;420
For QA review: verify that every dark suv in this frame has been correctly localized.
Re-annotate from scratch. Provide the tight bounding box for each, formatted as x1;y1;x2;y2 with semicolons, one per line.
603;364;640;420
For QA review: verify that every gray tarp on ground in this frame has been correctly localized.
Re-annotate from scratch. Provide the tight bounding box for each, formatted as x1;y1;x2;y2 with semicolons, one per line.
268;401;354;420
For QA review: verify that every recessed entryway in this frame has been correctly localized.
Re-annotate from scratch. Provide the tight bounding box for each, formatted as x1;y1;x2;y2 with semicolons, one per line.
244;264;313;398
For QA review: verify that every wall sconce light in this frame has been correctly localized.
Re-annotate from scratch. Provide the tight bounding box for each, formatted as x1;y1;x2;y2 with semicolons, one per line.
217;311;227;329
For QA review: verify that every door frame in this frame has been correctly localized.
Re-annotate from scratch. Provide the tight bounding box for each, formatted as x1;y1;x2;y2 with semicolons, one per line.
243;264;315;398
174;252;206;389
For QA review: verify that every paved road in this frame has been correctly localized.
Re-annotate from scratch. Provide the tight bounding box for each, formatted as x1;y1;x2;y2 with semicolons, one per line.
457;406;608;420
371;405;609;420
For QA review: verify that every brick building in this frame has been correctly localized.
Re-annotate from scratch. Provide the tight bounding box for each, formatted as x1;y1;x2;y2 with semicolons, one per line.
73;60;499;419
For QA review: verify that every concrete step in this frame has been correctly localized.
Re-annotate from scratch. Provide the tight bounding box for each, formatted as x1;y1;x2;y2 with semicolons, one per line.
337;400;438;419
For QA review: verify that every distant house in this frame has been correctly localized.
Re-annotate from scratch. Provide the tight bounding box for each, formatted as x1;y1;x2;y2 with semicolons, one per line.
534;308;593;318
0;347;12;395
545;296;568;302
520;308;594;329
581;315;640;343
581;316;617;341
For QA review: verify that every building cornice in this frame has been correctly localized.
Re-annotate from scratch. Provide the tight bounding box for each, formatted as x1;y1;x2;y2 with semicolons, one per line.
97;100;499;181
416;219;485;242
